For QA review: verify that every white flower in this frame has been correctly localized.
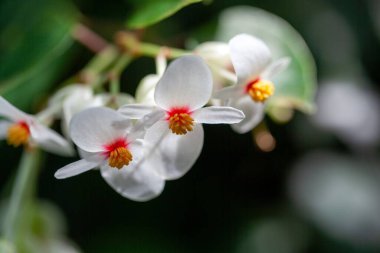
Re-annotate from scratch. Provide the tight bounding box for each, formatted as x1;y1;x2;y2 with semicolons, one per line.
119;55;245;180
215;34;290;134
135;54;167;105
46;84;134;137
194;41;236;92
54;107;164;202
0;96;74;156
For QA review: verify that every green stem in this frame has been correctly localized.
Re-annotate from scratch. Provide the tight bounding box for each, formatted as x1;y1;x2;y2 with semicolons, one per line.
138;42;190;59
3;149;42;242
81;46;120;85
83;46;119;74
108;54;133;94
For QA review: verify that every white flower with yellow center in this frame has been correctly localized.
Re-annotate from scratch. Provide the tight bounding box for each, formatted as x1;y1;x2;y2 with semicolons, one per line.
215;34;290;133
119;55;245;180
54;107;164;201
0;96;74;156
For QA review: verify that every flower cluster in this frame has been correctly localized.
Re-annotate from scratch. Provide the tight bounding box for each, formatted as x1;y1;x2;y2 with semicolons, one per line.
1;34;289;201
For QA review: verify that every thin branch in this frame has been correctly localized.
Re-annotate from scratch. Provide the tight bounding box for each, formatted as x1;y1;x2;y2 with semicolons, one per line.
72;23;109;53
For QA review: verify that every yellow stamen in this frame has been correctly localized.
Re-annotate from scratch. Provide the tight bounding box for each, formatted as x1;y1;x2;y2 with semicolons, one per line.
7;123;30;147
108;147;133;169
247;79;275;103
168;113;194;135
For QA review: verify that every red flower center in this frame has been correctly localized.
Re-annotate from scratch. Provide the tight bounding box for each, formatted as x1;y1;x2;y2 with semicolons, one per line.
166;107;194;135
103;138;132;169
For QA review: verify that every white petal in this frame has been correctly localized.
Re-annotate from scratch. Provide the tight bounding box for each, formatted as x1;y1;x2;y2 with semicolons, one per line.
155;53;167;76
135;74;160;105
49;84;91;107
230;96;265;134
214;67;237;84
261;57;291;79
69;107;127;152
229;34;271;84
0;120;11;139
154;55;213;111
145;121;204;180
0;96;31;122
29;123;74;156
118;104;156;119
195;42;231;68
61;89;96;137
193;106;245;124
100;163;165;202
213;85;244;100
78;148;105;163
100;139;165;201
129;109;166;141
94;92;134;108
54;159;98;179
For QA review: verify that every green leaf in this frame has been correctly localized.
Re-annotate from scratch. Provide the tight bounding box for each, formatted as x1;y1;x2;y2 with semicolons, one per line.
216;6;317;118
126;0;203;29
0;0;78;111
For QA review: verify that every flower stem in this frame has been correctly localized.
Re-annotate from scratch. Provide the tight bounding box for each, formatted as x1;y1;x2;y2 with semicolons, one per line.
108;54;133;94
138;42;190;59
115;31;191;59
72;23;108;53
3;149;42;242
81;46;120;85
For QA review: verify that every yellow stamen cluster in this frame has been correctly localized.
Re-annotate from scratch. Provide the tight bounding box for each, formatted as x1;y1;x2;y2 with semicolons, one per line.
168;113;194;135
248;80;275;103
108;147;133;169
7;124;29;147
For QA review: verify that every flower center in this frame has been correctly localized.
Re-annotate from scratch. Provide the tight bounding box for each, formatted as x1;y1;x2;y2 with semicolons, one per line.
104;139;132;169
7;121;30;147
245;78;275;103
167;107;194;135
109;147;133;169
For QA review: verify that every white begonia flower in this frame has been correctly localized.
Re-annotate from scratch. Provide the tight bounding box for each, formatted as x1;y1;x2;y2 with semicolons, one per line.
135;54;167;105
0;96;74;156
54;107;164;202
195;41;237;92
119;55;245;180
46;84;133;137
215;34;290;134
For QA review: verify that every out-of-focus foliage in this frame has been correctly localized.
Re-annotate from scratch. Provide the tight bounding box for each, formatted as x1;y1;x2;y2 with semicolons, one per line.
126;0;204;29
0;0;78;110
20;201;80;253
289;151;380;247
0;239;16;253
217;6;317;120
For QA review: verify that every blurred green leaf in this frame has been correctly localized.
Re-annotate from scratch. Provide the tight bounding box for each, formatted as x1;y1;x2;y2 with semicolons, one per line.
126;0;203;29
217;6;317;117
30;201;67;238
0;0;78;111
19;201;81;253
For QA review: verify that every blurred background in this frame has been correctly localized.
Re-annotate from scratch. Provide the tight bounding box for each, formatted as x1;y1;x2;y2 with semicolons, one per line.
1;0;380;252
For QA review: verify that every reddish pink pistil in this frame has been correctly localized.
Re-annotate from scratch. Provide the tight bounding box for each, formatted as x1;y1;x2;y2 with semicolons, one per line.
103;138;128;157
